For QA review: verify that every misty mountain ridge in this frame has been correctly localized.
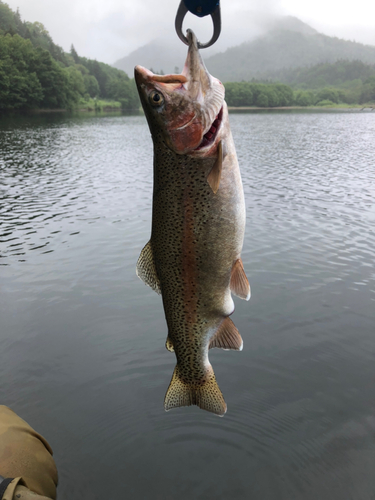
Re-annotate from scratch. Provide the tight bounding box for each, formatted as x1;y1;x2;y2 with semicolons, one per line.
206;28;375;82
113;15;314;76
113;16;375;82
114;39;187;78
258;15;318;37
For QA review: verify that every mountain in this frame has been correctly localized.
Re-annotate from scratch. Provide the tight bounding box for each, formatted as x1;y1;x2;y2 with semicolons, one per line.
205;29;375;82
112;16;315;76
261;15;318;36
113;15;375;84
113;38;188;77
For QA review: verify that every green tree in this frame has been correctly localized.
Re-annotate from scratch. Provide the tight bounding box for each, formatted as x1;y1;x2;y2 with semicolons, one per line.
364;75;375;86
28;47;69;107
64;65;85;101
256;93;269;107
263;88;278;106
273;83;294;106
316;99;334;106
224;82;254;106
0;1;17;33
106;77;139;109
316;87;340;104
359;76;375;103
0;34;43;109
70;44;79;63
83;74;100;97
294;90;314;106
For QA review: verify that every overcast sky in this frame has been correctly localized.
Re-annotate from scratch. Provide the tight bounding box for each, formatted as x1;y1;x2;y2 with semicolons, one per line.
5;0;375;64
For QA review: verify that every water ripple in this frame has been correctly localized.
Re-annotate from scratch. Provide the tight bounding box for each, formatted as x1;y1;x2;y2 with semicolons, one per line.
0;115;153;264
1;111;375;500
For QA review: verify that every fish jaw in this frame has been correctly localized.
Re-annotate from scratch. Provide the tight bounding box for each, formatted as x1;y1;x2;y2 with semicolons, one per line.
181;29;226;156
134;29;225;157
134;64;203;153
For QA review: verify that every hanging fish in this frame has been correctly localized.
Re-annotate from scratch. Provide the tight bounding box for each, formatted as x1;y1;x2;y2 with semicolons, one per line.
135;30;250;416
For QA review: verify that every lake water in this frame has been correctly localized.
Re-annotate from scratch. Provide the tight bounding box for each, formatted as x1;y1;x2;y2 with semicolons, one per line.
1;110;374;499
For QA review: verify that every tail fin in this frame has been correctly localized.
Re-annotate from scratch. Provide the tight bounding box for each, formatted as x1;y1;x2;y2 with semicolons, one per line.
164;365;227;416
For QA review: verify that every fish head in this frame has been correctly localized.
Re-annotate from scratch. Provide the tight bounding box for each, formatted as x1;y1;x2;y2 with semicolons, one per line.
134;30;225;157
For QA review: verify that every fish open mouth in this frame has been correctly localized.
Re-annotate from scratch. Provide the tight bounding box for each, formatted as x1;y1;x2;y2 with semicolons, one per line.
195;106;223;150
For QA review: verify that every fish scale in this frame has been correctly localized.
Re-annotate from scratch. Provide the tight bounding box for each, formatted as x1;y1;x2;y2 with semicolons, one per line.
135;30;250;415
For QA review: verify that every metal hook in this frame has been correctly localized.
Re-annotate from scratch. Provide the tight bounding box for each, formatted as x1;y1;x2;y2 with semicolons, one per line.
175;0;221;49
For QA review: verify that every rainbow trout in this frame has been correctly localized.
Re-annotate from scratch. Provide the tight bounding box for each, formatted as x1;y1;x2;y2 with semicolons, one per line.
135;30;250;416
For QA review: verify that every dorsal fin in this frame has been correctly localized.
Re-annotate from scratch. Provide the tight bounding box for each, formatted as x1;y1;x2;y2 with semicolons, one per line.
165;334;174;352
207;140;223;194
209;317;243;351
230;258;251;301
136;240;161;294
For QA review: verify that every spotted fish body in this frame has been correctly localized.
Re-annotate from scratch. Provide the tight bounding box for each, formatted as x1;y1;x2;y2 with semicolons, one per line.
135;30;250;416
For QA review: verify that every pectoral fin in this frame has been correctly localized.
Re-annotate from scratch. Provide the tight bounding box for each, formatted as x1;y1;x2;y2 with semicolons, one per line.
230;258;251;301
166;335;174;352
209;317;243;351
136;240;161;294
207;141;223;194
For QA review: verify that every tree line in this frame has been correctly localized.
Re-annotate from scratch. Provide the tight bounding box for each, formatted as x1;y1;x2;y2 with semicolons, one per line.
0;0;138;111
224;74;375;107
224;83;294;107
262;59;375;105
269;59;375;88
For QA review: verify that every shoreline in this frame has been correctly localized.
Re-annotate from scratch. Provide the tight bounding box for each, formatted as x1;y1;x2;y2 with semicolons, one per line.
0;107;139;115
228;105;375;112
2;105;374;116
25;104;375;113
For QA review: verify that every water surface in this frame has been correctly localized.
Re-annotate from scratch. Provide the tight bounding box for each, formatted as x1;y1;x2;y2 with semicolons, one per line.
1;111;374;499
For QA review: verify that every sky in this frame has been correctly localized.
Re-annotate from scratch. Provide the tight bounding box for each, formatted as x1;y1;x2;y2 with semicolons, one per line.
5;0;375;64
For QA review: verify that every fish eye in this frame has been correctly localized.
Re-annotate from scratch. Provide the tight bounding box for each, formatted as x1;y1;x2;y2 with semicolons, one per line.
149;90;164;107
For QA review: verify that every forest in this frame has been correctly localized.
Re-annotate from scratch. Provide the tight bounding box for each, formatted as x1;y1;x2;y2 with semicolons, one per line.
0;0;138;111
262;59;375;106
224;60;375;107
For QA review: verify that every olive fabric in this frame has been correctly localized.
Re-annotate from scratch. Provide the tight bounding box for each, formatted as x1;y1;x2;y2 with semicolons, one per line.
0;406;57;499
3;481;53;500
1;477;22;500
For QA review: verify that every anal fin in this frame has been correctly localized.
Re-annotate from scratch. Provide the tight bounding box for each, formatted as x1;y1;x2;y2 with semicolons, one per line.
207;140;223;194
165;334;174;352
136;240;161;294
230;258;251;301
209;317;243;351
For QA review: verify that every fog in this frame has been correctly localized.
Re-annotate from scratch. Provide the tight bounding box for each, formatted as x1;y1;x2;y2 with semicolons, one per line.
5;0;375;64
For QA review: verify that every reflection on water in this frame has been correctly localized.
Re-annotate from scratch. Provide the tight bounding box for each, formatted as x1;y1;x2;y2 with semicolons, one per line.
0;113;151;263
1;111;375;499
